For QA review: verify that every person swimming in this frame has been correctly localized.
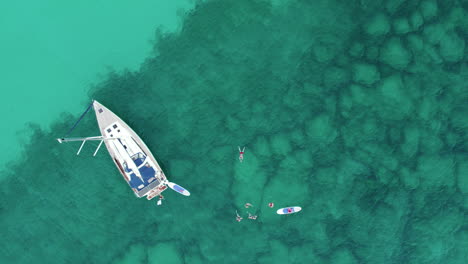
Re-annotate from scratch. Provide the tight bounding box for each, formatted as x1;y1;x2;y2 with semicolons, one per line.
244;203;253;208
247;212;257;220
238;146;245;162
236;210;243;222
268;202;274;208
156;195;164;206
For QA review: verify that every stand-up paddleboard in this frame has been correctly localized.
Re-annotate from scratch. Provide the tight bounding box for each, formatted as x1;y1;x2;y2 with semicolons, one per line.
277;206;301;215
166;182;191;196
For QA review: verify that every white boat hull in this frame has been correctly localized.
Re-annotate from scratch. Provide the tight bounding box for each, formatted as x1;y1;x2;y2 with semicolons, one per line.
92;101;168;199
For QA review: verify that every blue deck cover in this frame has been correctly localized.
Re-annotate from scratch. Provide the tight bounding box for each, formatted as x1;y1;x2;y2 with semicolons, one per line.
134;157;145;167
132;153;146;167
128;165;157;190
124;153;158;190
139;165;156;182
128;173;145;189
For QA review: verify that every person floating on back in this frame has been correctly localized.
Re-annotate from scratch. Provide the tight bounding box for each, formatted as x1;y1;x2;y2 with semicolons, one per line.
244;203;253;208
236;210;243;222
248;212;257;220
238;146;245;162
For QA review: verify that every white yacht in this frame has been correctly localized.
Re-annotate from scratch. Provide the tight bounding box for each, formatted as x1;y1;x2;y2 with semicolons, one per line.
57;100;190;201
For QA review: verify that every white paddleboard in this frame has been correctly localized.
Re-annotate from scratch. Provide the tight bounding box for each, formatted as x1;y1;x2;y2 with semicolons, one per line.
166;182;191;196
276;206;302;215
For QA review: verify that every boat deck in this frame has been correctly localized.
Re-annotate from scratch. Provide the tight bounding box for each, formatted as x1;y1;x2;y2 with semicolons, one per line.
92;101;168;198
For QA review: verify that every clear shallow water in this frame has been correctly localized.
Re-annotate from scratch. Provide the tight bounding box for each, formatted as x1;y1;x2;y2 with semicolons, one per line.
1;0;468;263
0;0;192;172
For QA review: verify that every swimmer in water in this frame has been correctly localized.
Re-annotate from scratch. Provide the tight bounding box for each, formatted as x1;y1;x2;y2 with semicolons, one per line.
248;212;257;220
268;202;274;208
236;210;243;222
238;146;245;162
157;195;164;206
244;203;253;208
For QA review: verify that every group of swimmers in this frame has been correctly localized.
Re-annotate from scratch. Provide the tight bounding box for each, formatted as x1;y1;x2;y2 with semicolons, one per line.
235;147;276;222
235;202;276;222
236;203;257;222
157;146;272;219
236;210;256;222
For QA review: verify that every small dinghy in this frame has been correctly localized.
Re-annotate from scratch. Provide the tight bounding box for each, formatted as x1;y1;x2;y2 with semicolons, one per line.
166;182;191;196
276;206;302;215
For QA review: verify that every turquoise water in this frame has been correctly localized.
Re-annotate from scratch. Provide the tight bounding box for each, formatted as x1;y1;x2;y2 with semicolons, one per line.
0;0;192;172
1;0;468;263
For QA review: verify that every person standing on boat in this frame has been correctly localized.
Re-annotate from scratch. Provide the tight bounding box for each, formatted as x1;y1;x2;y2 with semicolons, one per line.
238;146;245;162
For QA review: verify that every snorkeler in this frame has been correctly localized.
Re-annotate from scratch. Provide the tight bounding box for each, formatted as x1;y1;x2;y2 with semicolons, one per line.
247;212;257;220
244;203;253;208
157;195;164;206
238;146;245;162
236;210;243;222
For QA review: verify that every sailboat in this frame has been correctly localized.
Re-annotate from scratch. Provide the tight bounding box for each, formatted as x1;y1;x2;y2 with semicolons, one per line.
57;100;190;201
